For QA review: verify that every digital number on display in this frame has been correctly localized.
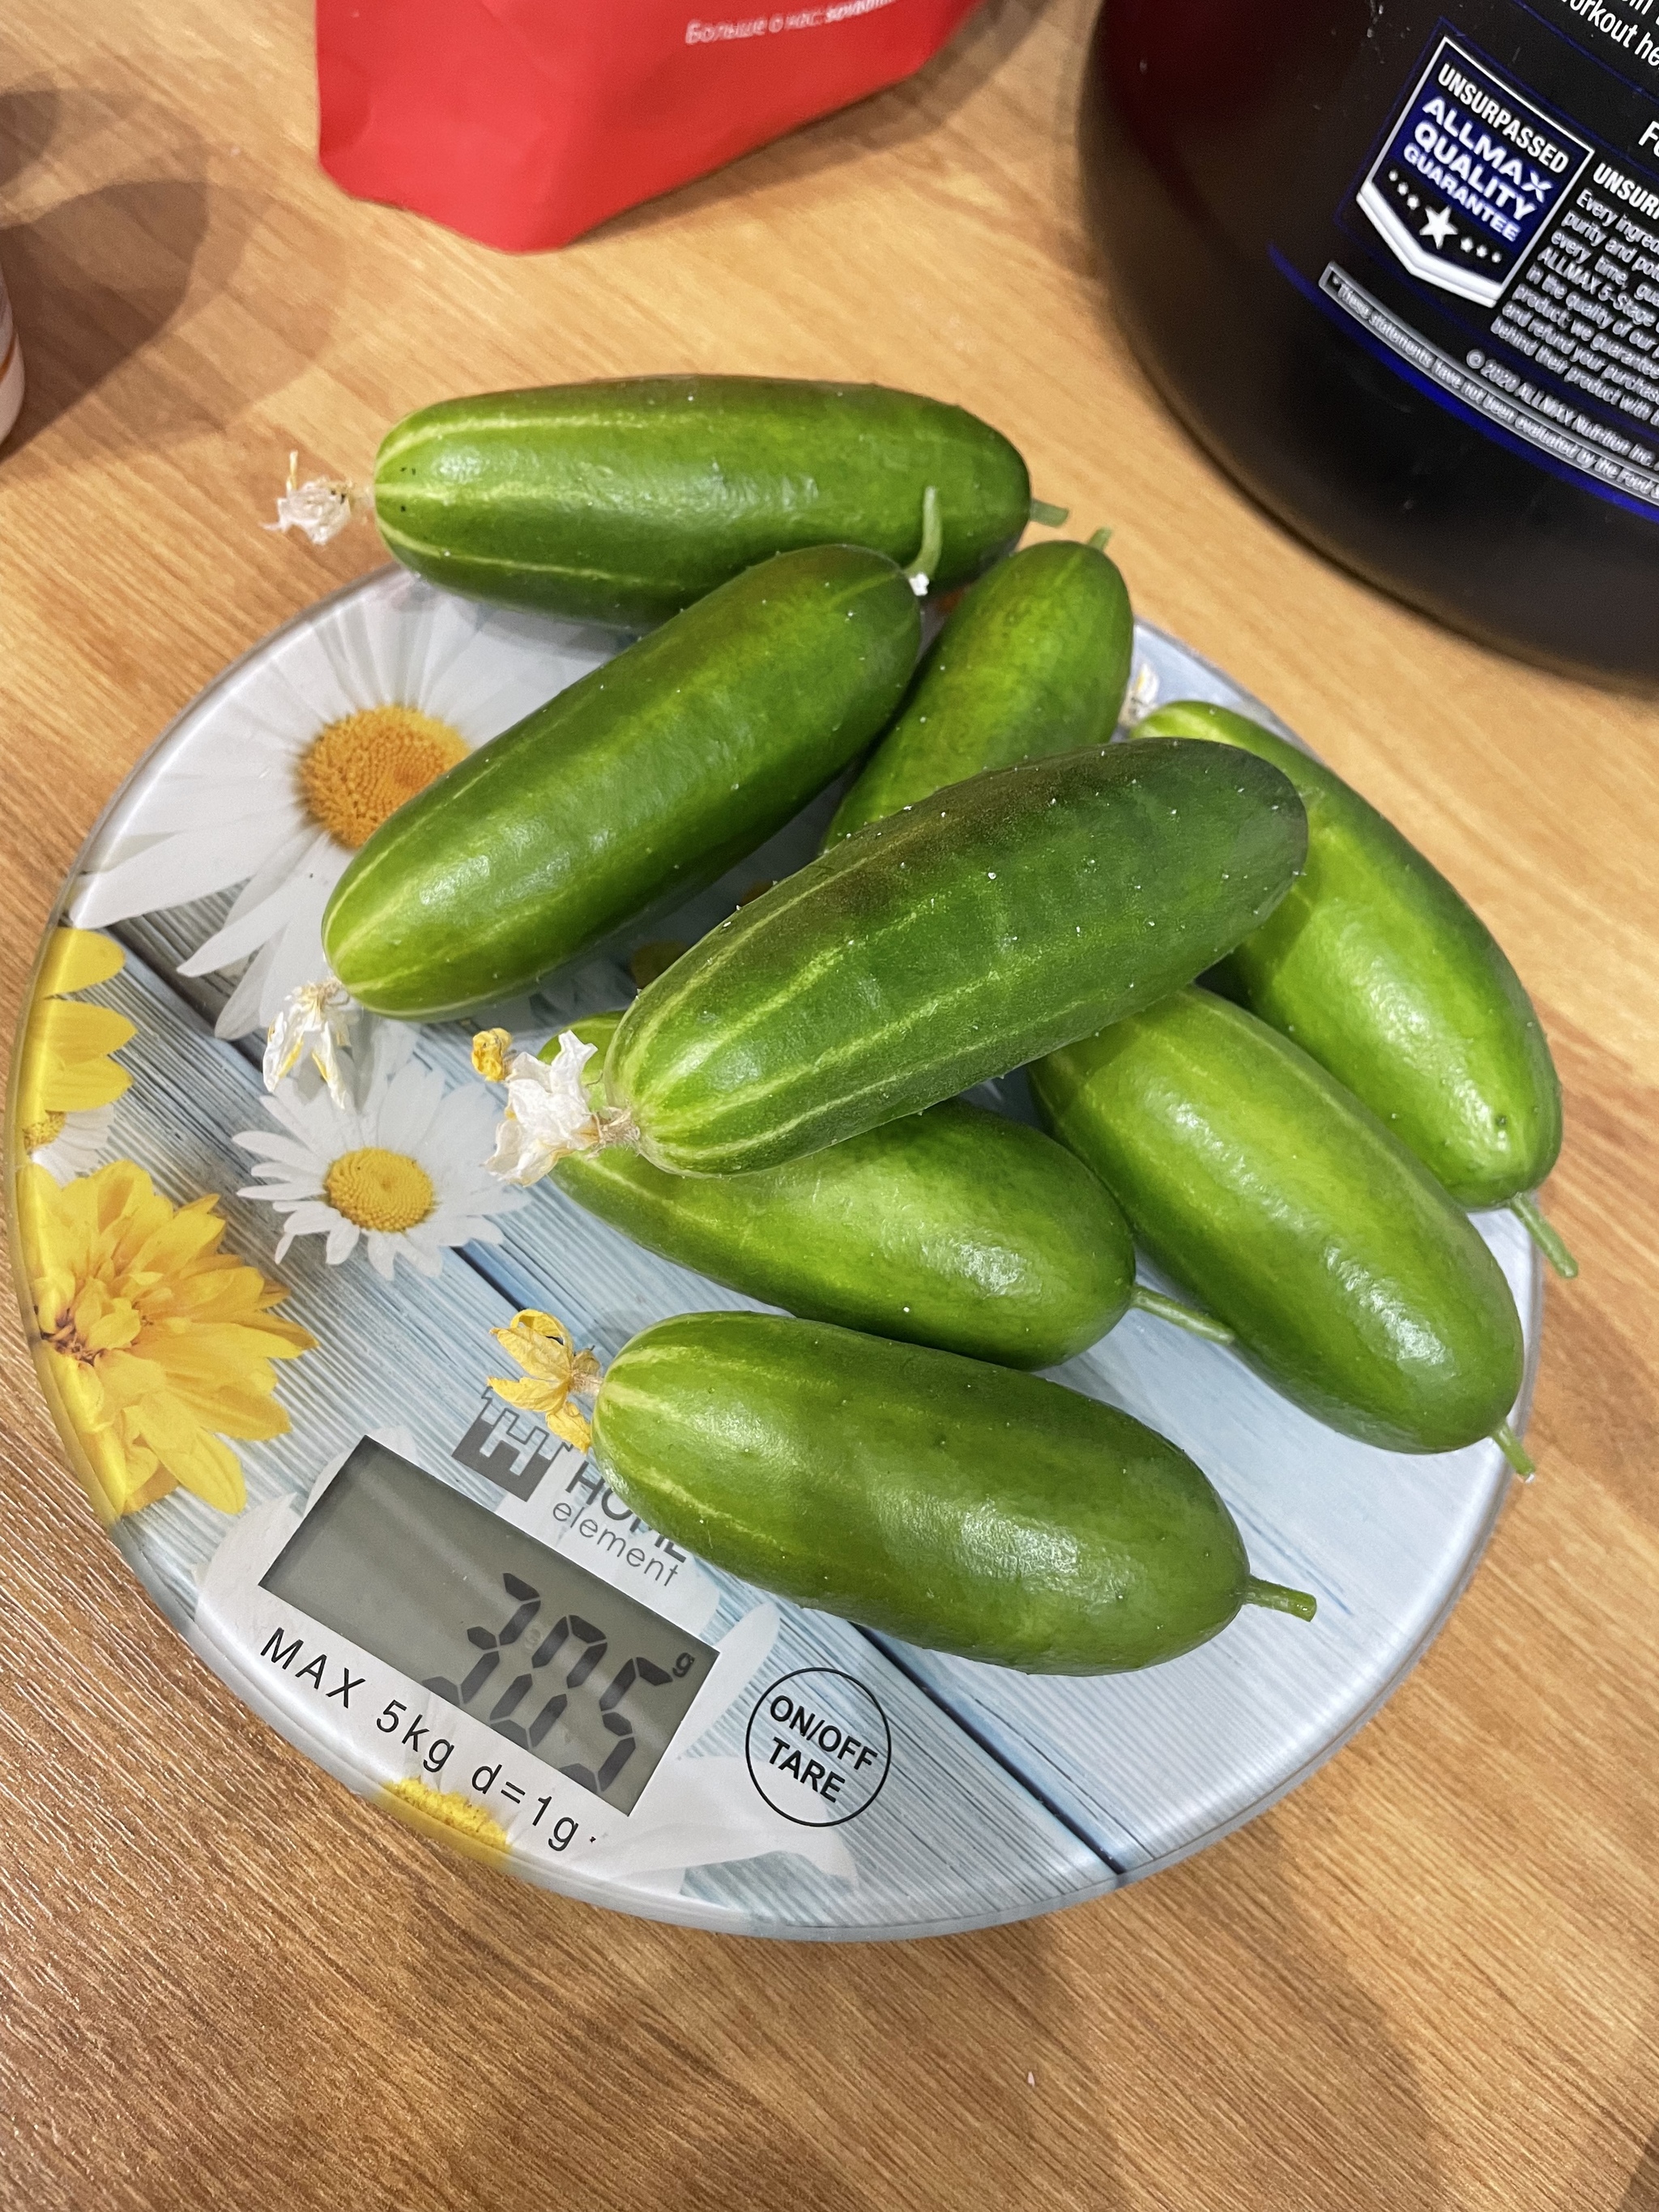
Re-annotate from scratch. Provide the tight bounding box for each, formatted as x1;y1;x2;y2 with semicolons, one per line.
262;1439;717;1815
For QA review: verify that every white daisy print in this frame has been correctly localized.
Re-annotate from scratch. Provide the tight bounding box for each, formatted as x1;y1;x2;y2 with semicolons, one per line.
70;569;620;1041
28;1102;119;1184
233;1021;527;1281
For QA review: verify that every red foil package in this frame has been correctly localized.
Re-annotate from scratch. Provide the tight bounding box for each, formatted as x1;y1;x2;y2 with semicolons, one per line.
318;0;985;253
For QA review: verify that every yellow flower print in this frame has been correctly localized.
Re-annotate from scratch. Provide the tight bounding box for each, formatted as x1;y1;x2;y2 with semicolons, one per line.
488;1310;602;1451
382;1775;510;1865
15;1160;316;1524
14;928;134;1180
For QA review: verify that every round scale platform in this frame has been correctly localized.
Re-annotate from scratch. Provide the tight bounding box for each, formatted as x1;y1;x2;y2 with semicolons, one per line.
7;568;1540;1941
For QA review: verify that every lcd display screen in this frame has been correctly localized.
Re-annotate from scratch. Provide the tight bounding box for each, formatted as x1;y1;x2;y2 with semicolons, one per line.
262;1438;716;1814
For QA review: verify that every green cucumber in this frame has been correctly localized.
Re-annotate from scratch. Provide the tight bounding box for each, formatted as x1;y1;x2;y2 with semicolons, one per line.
589;1312;1315;1673
322;545;920;1019
825;538;1134;842
552;1014;1226;1368
601;737;1307;1175
1137;701;1567;1262
373;377;1030;625
1030;988;1529;1462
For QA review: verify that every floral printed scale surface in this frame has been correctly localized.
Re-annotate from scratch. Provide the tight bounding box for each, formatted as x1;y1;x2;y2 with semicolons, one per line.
1;565;1540;1937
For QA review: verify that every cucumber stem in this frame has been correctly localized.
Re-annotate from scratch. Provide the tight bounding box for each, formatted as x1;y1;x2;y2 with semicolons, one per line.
1028;497;1069;526
1129;1284;1235;1345
1243;1577;1318;1622
1492;1421;1536;1481
1086;526;1114;551
1509;1191;1579;1279
904;485;944;596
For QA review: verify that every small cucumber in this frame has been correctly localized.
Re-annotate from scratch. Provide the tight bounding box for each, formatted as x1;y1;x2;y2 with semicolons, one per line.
373;377;1031;624
1137;701;1566;1254
602;737;1307;1175
322;545;919;1019
589;1312;1315;1673
825;538;1134;842
1030;988;1529;1460
552;1014;1222;1368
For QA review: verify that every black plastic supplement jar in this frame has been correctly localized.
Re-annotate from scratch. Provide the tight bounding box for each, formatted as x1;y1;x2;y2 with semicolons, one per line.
1081;0;1659;685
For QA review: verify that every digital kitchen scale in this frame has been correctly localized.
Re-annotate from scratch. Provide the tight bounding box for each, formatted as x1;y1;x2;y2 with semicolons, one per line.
6;566;1540;1941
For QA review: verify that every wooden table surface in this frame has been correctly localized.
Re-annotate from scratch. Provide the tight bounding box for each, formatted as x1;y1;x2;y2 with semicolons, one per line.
1;2;1656;2206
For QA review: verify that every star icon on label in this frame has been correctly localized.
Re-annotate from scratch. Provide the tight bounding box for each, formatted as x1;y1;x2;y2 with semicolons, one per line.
1421;205;1457;247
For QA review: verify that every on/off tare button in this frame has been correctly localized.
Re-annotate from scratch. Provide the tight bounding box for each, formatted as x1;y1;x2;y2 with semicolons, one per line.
744;1669;892;1826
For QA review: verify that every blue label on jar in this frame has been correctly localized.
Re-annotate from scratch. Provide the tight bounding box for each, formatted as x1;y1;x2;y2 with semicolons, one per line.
1358;36;1594;305
1270;12;1659;520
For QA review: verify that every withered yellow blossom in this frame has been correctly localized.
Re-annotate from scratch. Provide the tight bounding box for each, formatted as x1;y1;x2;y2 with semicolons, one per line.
488;1307;602;1451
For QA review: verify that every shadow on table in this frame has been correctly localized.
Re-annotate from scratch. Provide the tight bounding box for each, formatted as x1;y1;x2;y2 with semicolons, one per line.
0;79;190;194
397;1810;1444;2210
544;1910;1120;2212
1623;2120;1659;2210
0;86;65;193
0;178;251;454
1095;1823;1446;2211
0;76;336;460
0;172;345;466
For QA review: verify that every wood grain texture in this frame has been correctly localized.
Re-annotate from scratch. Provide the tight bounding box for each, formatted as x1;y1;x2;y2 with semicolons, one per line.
0;2;1654;2206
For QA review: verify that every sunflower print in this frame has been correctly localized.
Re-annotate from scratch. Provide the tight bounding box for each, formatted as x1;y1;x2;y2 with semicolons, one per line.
14;927;134;1183
15;1159;316;1523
